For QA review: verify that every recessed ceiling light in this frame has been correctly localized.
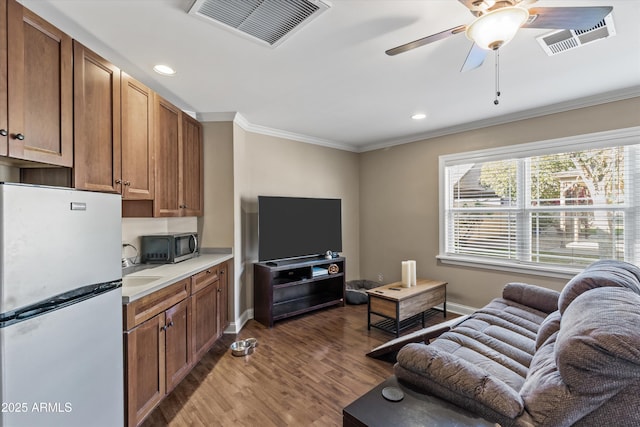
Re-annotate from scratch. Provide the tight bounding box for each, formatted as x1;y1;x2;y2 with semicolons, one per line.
411;113;427;120
153;64;176;76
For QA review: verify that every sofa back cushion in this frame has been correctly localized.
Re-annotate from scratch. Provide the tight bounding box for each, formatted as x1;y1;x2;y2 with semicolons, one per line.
556;287;640;390
558;260;640;314
521;287;640;426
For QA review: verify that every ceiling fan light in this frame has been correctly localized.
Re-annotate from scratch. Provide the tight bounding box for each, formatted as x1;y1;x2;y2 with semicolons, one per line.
466;6;529;50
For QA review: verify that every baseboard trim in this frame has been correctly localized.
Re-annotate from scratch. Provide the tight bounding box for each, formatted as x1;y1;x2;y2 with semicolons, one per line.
224;308;254;334
445;302;480;316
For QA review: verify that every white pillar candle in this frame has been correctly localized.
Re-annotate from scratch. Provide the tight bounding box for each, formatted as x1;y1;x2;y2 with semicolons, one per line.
401;261;410;287
408;260;417;286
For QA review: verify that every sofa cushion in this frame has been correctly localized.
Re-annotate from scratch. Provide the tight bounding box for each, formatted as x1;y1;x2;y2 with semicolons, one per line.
556;287;640;390
395;343;525;419
395;290;553;422
502;282;560;314
558;260;640;314
520;287;640;426
535;310;561;351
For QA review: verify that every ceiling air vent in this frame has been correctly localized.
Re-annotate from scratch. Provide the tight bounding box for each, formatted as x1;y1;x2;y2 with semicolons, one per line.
188;0;331;48
536;13;616;56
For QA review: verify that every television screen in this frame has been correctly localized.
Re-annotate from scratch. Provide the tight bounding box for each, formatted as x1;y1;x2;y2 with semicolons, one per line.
258;196;342;262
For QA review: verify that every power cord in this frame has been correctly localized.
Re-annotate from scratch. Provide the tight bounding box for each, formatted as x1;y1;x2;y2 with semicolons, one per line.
122;243;139;266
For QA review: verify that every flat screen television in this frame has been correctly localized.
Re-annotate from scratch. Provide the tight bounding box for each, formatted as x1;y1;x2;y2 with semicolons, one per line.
258;196;342;262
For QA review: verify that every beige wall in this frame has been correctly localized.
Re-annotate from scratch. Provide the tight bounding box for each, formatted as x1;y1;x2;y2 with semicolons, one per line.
231;125;360;330
198;121;234;249
359;97;640;311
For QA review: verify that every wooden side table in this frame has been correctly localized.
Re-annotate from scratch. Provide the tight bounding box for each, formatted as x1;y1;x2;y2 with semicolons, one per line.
343;376;496;427
366;279;447;337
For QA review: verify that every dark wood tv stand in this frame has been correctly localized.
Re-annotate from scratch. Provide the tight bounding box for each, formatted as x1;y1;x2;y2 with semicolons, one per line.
254;256;346;327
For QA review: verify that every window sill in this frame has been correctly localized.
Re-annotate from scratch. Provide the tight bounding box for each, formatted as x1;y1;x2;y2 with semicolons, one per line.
436;254;583;280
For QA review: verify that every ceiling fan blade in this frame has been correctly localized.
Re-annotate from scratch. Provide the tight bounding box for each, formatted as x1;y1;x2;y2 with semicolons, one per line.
522;6;613;30
460;43;487;72
386;25;466;56
459;0;539;12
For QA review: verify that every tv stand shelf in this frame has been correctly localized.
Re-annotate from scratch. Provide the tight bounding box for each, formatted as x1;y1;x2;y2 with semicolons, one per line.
254;257;346;327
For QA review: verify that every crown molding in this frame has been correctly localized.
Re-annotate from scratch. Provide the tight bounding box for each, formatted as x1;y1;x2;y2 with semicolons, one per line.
232;113;359;152
360;86;640;152
200;87;640;153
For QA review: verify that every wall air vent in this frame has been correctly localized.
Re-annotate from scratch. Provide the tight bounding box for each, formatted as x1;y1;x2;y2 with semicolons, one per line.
188;0;331;48
536;13;616;56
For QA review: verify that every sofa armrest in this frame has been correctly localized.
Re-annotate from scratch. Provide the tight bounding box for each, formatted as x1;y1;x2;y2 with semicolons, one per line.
502;282;559;314
395;343;524;419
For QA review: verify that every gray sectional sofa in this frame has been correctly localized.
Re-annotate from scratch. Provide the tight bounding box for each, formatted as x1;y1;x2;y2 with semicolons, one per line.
394;260;640;426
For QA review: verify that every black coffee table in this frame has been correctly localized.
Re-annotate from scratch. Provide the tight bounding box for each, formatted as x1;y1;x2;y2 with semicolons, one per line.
343;376;497;427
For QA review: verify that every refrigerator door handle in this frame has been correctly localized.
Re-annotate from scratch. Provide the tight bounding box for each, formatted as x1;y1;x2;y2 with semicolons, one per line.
0;280;121;328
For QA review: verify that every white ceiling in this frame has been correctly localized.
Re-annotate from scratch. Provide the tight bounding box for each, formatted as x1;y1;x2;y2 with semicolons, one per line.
21;0;640;152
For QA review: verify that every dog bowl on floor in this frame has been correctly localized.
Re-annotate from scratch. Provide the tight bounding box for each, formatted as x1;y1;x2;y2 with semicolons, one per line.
230;340;253;356
243;337;258;348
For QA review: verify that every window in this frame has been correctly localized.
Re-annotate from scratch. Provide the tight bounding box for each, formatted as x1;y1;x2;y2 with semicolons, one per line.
439;127;640;277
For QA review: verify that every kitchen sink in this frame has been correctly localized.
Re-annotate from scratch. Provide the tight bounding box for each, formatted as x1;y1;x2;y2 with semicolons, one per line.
122;263;156;276
123;276;162;287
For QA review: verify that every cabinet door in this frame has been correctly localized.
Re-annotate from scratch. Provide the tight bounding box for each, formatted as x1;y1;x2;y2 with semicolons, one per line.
124;314;165;427
191;283;217;362
218;263;229;335
164;299;191;393
0;0;7;157
121;72;154;200
154;95;181;217
6;0;72;166
73;41;121;192
180;114;203;216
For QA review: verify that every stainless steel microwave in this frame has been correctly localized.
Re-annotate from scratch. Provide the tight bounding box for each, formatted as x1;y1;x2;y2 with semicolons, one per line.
141;233;198;263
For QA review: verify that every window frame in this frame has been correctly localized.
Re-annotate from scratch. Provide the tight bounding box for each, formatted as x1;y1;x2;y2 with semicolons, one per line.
438;126;640;279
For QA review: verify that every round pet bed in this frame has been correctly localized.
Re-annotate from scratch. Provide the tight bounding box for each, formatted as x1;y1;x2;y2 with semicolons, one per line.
345;280;382;304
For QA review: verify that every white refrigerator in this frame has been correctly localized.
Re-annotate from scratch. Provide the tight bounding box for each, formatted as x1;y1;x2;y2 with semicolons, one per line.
0;183;124;427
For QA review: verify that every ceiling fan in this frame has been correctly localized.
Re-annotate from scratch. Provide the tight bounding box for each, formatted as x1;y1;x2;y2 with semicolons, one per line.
386;0;613;73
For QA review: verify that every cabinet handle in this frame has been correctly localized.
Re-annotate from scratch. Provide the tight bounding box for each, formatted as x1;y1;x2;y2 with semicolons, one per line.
160;321;174;332
0;129;7;136
124;181;131;186
115;179;122;184
217;288;222;293
14;133;25;141
206;269;211;274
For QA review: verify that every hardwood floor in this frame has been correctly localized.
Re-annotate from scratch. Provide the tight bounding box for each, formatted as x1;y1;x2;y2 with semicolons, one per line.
142;304;456;427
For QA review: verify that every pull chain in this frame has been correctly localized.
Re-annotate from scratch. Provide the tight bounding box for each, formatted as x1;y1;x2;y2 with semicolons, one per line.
494;48;501;105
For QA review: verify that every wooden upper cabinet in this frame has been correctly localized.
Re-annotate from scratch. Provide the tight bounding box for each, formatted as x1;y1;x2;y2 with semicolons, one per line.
153;96;204;218
181;114;203;216
121;72;154;200
4;0;72;166
0;1;7;157
73;41;121;193
154;95;182;217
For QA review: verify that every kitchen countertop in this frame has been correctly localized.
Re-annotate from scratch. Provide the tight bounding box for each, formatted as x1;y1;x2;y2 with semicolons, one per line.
121;253;233;303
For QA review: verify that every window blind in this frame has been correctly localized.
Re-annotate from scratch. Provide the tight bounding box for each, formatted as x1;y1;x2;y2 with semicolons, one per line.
441;128;640;271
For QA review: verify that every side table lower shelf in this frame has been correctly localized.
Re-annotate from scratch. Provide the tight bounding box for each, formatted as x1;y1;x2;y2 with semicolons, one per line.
369;308;444;336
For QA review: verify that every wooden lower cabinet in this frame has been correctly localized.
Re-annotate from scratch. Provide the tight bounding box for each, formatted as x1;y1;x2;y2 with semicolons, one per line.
191;281;217;362
124;314;165;427
164;299;191;393
123;260;230;427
